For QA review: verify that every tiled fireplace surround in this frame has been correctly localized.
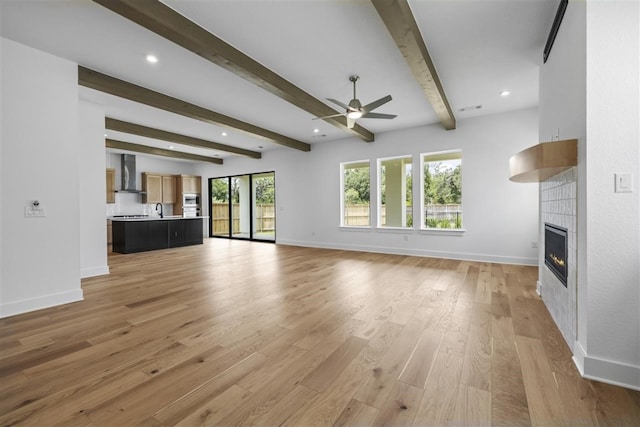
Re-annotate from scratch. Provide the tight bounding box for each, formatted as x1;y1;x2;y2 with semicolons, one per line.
539;167;577;350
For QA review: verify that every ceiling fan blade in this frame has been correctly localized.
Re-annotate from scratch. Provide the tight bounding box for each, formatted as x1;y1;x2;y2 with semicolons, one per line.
326;98;354;111
361;112;397;119
313;113;346;120
347;116;356;129
362;95;392;113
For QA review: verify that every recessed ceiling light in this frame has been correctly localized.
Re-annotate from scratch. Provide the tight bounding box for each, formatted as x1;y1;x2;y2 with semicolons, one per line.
500;90;511;97
168;145;174;149
146;54;158;64
221;132;228;136
313;128;320;133
104;133;108;137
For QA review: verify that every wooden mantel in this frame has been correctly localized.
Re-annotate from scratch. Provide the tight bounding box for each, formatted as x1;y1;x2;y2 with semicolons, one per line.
509;139;577;183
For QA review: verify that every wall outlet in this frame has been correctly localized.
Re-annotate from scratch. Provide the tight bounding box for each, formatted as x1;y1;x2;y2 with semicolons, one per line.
25;207;46;217
404;235;409;242
531;241;538;248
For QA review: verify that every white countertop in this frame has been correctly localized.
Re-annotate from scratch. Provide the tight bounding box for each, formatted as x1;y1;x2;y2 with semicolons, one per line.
109;216;208;222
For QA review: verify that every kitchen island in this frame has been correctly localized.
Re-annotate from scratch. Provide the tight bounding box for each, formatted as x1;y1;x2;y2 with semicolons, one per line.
111;216;205;254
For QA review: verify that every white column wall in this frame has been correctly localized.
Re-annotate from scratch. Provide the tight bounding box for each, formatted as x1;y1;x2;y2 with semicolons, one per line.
0;38;82;317
539;1;640;390
581;0;639;389
79;100;109;278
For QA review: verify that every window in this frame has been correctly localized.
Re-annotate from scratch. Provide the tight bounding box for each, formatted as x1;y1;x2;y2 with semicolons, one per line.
422;150;462;229
341;161;370;227
378;156;412;228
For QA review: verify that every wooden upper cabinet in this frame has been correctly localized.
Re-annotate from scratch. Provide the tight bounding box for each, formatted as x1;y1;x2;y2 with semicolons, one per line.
143;173;178;204
162;175;177;203
142;173;163;204
181;175;201;194
106;168;116;204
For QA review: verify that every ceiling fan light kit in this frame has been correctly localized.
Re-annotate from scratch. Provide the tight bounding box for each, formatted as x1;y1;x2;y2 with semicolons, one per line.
315;75;397;129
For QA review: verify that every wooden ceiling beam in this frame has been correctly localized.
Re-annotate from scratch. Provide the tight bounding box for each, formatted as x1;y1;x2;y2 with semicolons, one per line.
106;139;223;164
91;0;375;143
106;118;261;159
371;0;456;130
79;66;310;152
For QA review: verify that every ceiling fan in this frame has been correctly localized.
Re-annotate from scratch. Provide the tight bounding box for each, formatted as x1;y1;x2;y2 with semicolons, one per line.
315;75;397;129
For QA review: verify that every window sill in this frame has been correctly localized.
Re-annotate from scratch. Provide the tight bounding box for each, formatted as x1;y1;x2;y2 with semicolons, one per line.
420;228;466;236
339;226;372;232
375;227;413;233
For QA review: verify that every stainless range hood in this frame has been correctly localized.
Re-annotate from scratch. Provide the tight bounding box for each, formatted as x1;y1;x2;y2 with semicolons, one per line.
116;154;146;193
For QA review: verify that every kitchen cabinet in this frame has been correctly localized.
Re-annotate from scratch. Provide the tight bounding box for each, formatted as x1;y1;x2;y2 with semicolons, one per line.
169;219;203;247
106;168;116;204
142;173;176;204
177;175;201;195
162;175;176;203
111;218;203;254
107;219;113;252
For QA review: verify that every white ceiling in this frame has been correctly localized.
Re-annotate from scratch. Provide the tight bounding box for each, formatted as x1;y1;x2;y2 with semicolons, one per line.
0;0;558;162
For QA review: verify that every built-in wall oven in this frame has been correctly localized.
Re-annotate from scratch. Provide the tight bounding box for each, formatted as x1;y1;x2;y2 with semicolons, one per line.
182;193;200;217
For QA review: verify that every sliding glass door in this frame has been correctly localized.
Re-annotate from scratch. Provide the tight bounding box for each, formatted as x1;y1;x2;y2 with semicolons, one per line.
252;172;275;242
209;172;275;242
210;177;230;237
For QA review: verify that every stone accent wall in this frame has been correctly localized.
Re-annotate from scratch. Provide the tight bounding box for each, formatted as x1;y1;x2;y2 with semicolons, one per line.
540;167;577;350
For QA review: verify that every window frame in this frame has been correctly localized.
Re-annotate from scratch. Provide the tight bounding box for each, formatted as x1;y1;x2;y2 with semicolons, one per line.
377;154;413;229
420;149;465;233
340;160;372;228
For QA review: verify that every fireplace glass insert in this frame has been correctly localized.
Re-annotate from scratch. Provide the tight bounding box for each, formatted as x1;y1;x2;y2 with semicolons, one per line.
544;223;568;287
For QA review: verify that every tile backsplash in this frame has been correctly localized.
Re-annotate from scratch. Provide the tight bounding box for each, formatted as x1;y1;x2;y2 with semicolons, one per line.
106;193;174;217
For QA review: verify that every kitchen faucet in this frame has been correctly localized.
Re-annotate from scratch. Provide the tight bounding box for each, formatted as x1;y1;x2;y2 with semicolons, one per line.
155;203;163;218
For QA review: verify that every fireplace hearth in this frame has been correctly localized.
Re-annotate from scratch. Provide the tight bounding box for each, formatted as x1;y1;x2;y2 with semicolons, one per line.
545;223;568;287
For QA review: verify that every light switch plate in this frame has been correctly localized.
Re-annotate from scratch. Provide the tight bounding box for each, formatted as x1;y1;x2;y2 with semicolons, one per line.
615;173;633;193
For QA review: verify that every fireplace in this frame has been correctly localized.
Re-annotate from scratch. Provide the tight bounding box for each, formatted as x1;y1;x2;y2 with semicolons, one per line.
545;223;568;287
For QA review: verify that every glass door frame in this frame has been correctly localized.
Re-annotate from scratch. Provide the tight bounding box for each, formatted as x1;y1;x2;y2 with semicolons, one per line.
208;171;276;243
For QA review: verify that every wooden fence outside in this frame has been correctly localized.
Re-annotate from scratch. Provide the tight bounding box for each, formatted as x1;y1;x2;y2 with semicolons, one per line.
344;204;462;227
211;203;275;235
344;204;371;226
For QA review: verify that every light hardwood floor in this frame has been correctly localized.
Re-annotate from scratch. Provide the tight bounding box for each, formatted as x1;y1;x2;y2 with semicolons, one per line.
1;239;638;426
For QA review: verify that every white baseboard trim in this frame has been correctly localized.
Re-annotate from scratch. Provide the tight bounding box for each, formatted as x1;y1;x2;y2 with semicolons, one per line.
277;239;537;266
536;280;542;296
81;265;110;278
0;289;84;319
573;341;640;391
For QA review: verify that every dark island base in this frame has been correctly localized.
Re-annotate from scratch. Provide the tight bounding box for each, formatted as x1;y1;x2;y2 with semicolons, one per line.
112;218;203;254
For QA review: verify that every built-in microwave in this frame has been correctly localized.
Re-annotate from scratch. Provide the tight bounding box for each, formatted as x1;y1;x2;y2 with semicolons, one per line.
183;193;199;207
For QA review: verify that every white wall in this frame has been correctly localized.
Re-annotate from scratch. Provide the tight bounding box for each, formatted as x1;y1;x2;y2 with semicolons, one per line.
79;101;109;278
581;0;639;389
0;38;82;317
539;0;640;390
537;0;586;356
197;108;540;265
